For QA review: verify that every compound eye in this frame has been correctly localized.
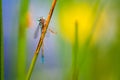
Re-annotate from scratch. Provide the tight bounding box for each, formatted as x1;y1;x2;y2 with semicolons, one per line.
39;19;41;22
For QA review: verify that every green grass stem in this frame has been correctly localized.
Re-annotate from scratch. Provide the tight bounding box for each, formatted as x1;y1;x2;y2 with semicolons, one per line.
18;0;30;80
72;21;79;80
0;0;4;79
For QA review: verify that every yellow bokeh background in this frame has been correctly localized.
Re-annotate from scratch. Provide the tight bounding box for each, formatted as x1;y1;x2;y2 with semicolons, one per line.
58;3;108;46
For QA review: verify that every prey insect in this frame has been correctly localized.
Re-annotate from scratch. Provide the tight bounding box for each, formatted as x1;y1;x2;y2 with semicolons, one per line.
34;17;56;63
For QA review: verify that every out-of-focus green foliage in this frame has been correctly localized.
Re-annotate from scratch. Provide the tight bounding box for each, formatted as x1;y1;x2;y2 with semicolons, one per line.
72;21;79;80
17;0;30;80
57;0;120;80
0;0;4;80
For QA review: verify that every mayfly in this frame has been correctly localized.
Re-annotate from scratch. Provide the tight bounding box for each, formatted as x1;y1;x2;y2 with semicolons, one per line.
34;17;56;63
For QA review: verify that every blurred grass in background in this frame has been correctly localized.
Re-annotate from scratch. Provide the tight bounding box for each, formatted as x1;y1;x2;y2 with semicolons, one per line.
57;0;120;80
18;0;30;80
0;0;4;80
2;0;120;80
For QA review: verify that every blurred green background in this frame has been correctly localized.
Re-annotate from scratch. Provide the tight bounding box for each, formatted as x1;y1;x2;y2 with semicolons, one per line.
1;0;120;80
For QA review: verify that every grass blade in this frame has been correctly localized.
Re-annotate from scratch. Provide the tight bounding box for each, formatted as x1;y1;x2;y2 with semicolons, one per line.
18;0;30;79
0;0;4;80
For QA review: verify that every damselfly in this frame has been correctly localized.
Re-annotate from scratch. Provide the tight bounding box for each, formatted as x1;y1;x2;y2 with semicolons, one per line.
34;17;56;63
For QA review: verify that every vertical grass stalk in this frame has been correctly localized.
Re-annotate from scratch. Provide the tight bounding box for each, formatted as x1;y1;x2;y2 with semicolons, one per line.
0;0;4;80
72;21;79;80
26;0;57;79
18;0;30;80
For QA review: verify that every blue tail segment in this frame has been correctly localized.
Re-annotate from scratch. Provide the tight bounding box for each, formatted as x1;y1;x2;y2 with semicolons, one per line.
41;55;44;64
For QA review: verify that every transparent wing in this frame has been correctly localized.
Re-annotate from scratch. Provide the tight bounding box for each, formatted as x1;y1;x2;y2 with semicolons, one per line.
48;28;57;34
45;29;50;37
34;23;41;39
49;17;57;34
48;26;57;34
45;26;57;38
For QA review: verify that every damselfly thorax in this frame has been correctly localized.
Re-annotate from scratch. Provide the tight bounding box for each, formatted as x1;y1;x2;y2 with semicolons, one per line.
38;17;46;33
39;17;45;25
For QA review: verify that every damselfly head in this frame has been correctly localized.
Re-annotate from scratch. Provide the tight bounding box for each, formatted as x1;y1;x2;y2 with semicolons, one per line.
38;17;46;25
